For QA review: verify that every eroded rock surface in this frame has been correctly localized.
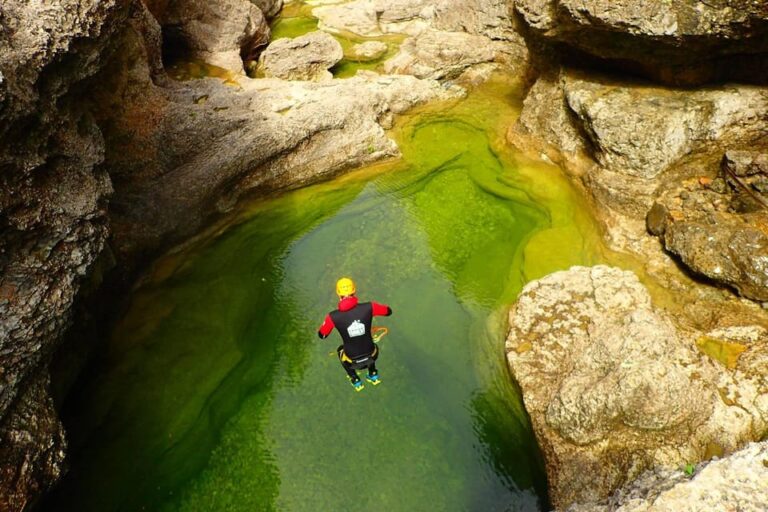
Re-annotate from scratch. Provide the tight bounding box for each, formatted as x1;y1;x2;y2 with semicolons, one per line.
515;0;768;85
506;266;767;509
570;441;768;512
145;0;271;72
0;0;131;505
257;31;343;80
648;153;768;302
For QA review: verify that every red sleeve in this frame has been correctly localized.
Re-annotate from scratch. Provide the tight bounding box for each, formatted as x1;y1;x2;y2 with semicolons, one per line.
318;315;335;337
372;301;391;316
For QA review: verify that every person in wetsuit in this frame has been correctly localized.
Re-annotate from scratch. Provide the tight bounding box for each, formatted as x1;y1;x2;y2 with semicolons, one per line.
317;277;392;391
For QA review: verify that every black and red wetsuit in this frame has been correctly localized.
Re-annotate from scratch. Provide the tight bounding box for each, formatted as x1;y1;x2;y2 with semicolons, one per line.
318;296;392;381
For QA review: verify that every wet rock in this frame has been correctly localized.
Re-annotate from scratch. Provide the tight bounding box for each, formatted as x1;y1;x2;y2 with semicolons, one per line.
0;0;130;507
515;0;768;86
348;41;388;61
506;266;762;509
147;0;270;72
570;441;768;512
257;31;343;81
509;71;586;167
0;375;66;512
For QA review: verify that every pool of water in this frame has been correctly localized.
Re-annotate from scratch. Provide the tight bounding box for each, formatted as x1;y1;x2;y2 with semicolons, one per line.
43;75;607;511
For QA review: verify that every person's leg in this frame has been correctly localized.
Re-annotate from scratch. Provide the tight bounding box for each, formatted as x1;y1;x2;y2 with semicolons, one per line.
365;348;380;384
337;346;360;382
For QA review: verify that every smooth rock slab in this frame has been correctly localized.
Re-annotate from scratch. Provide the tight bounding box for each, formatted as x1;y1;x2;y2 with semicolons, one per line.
258;31;343;81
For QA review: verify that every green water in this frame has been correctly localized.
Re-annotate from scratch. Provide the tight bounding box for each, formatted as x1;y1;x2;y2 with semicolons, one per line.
44;76;606;511
267;1;403;79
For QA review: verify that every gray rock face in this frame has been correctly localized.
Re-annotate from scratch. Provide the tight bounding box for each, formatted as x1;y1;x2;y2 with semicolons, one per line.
0;0;132;506
506;266;764;509
258;31;344;81
569;441;768;512
515;0;768;85
145;0;271;72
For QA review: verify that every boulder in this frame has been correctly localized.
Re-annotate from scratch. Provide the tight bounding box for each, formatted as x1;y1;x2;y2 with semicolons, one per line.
506;265;763;509
348;41;388;61
257;31;343;81
147;0;270;72
647;161;768;302
383;29;503;80
570;441;768;512
515;0;768;85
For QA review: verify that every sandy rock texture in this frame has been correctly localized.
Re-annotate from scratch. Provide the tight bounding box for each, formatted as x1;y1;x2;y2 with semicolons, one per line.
0;0;133;506
570;440;768;512
506;266;768;509
258;30;343;80
314;0;531;83
143;0;273;72
515;0;768;85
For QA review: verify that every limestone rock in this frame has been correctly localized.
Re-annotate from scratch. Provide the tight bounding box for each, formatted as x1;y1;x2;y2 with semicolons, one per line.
258;31;343;81
383;29;501;80
569;441;768;512
348;41;388;61
315;0;530;82
0;0;131;506
147;0;270;72
104;67;460;266
250;0;283;19
506;265;763;509
515;0;768;85
648;164;768;302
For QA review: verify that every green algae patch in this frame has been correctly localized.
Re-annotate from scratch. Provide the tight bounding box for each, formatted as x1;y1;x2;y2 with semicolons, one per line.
269;1;319;40
43;74;609;512
167;60;240;86
696;336;748;369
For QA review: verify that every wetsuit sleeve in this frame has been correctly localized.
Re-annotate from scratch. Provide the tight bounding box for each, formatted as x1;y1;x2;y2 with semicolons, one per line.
318;315;335;339
372;301;392;317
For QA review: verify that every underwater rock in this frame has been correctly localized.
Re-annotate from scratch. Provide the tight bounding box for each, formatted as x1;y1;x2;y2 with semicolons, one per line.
145;0;270;72
258;31;343;81
506;265;765;509
569;440;768;512
515;0;768;86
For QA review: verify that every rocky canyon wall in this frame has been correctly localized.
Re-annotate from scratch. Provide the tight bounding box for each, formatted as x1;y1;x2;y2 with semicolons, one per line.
506;1;768;510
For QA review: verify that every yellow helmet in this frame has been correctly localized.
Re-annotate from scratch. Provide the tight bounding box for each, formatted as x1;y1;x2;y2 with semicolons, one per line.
335;277;356;297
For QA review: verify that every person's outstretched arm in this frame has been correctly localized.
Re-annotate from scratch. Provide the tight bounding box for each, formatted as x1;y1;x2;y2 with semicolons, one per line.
318;315;334;339
372;302;392;317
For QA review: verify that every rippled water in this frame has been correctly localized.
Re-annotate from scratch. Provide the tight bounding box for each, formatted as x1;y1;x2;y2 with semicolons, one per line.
43;75;606;511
